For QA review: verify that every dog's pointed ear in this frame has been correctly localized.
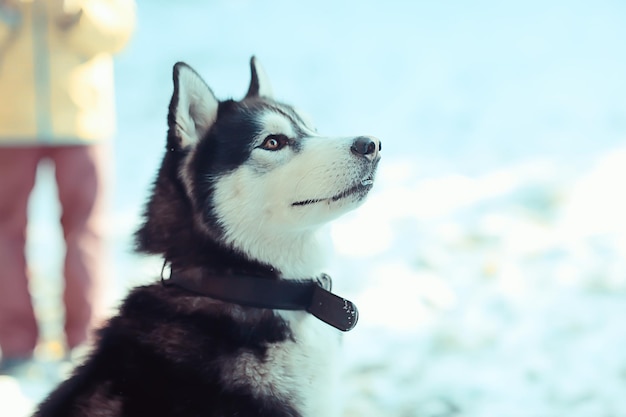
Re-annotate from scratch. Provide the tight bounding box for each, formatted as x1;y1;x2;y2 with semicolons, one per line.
245;56;273;99
168;62;219;149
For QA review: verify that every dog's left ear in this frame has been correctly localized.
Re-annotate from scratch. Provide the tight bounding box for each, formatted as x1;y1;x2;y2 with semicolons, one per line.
168;62;219;149
245;56;273;99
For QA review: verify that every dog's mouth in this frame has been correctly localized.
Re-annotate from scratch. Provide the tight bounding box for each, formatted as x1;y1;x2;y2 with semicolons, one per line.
292;174;375;207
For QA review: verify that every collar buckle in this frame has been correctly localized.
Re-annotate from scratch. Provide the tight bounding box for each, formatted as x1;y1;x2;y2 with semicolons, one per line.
306;285;359;332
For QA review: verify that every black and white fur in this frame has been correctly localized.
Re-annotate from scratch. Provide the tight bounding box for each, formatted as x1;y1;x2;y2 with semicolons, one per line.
33;57;381;417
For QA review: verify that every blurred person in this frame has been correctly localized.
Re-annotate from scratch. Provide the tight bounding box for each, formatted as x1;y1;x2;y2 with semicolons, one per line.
0;0;135;373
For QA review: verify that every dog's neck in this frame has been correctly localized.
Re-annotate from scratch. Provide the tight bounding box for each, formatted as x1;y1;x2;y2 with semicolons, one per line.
159;227;328;282
236;232;326;279
224;227;328;280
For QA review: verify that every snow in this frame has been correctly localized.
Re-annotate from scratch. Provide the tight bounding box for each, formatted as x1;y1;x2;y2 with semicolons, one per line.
336;151;626;416
2;1;626;416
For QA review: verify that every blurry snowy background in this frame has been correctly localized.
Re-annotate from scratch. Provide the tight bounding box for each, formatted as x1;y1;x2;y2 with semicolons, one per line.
2;0;626;416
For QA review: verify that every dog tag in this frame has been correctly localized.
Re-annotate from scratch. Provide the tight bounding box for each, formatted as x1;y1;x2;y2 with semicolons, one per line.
307;285;358;332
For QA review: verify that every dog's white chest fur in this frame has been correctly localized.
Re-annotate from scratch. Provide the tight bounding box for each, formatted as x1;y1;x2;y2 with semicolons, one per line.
220;312;340;417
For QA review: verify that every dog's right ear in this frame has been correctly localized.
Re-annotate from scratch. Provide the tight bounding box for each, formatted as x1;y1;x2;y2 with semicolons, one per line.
245;56;273;99
168;62;219;149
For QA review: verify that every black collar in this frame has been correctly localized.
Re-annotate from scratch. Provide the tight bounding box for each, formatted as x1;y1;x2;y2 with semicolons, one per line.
161;264;358;332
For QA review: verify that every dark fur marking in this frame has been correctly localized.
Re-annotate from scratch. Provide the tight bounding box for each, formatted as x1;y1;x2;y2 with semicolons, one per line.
34;285;299;417
134;116;279;275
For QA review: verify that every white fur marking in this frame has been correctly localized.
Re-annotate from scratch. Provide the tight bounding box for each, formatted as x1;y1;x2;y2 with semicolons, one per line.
212;130;372;278
221;313;340;417
258;111;297;140
175;65;218;148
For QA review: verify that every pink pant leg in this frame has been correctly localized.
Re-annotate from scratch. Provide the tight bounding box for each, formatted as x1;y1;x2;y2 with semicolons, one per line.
50;144;109;350
0;147;42;358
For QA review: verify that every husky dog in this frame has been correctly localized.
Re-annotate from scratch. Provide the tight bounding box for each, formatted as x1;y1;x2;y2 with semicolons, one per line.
34;57;381;417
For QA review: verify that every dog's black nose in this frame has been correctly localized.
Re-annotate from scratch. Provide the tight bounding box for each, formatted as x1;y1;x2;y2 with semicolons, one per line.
351;136;381;159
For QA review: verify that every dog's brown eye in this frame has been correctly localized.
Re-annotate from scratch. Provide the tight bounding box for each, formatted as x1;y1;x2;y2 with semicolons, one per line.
261;134;288;151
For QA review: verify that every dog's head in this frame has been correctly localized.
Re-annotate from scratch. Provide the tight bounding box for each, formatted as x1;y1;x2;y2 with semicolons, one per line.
137;57;381;274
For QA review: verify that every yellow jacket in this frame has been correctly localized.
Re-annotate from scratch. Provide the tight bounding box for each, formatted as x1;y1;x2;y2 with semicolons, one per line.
0;0;135;145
